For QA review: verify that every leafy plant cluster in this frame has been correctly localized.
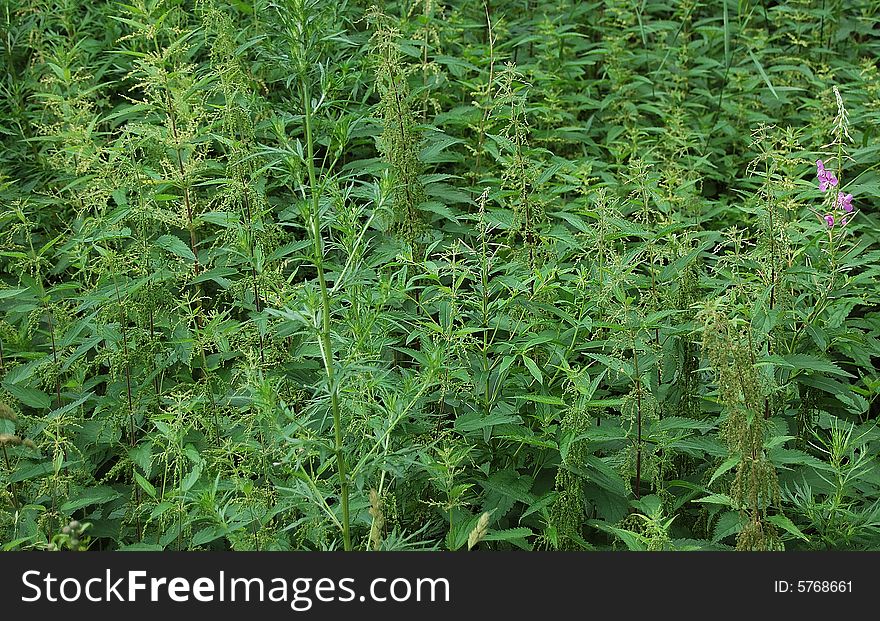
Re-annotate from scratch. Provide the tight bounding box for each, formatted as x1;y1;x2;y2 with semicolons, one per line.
1;0;879;551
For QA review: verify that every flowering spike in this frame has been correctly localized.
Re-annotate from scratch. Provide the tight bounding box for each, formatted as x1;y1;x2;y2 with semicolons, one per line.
817;160;838;192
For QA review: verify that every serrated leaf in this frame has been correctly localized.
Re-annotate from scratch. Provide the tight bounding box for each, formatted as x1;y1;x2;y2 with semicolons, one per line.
156;234;196;262
767;514;808;542
712;511;742;543
514;393;566;406
482;527;533;542
589;521;647;551
709;455;740;487
118;543;164;552
2;383;51;409
694;493;734;507
454;410;520;433
764;354;854;378
61;486;121;512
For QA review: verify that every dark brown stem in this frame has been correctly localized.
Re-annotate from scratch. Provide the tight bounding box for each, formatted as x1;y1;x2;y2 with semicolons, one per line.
766;161;777;311
114;280;136;446
474;3;495;178
46;310;61;409
649;251;662;394
149;307;161;405
2;444;19;511
241;180;265;365
633;342;642;500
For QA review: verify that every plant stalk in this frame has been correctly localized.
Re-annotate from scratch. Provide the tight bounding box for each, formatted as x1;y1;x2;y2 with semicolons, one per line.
302;80;351;551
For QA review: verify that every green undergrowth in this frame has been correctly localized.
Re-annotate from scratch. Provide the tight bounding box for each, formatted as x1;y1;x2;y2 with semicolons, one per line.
1;0;879;551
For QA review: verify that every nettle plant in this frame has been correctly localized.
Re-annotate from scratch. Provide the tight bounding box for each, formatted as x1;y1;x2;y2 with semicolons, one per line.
1;1;879;552
691;89;878;551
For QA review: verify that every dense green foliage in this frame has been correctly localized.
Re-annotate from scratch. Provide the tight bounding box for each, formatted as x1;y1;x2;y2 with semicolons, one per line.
2;0;880;552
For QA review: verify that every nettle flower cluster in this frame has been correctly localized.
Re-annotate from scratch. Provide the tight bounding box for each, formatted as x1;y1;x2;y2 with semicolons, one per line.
816;159;854;228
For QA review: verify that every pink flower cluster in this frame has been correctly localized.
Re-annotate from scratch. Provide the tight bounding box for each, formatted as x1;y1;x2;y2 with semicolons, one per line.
817;160;837;192
817;160;854;228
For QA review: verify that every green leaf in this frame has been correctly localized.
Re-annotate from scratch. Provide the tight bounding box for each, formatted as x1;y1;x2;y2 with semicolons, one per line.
712;511;742;543
2;383;51;409
134;472;157;499
455;410;520;433
192;526;227;547
522;355;543;385
589;521;647;551
764;354;854;378
480;469;535;508
46;392;93;420
650;416;716;434
769;448;834;472
694;493;734;507
482;527;533;542
747;48;779;99
521;492;559;521
709;455;740;487
513;394;566;406
11;460;65;483
0;288;28;299
156;235;196;262
565;455;628;496
118;543;164;552
767;514;809;542
61;486;122;512
445;511;479;551
180;462;203;492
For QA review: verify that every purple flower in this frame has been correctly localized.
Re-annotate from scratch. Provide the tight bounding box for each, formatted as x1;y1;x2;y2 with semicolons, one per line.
837;192;853;212
841;215;850;227
824;214;835;228
817;160;838;192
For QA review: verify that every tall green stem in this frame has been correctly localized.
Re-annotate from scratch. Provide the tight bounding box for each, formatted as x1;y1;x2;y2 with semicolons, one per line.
302;80;351;551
